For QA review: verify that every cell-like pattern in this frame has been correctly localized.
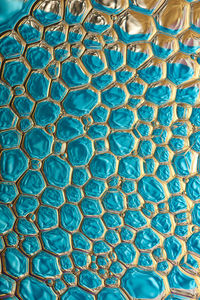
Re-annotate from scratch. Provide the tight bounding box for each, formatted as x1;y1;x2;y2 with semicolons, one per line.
1;0;200;299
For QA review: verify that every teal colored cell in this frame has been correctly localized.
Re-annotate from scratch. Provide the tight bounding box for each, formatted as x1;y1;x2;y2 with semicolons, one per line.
24;128;53;159
151;213;172;234
82;217;104;239
15;195;38;216
127;193;141;208
190;107;200;126
138;139;153;158
0;35;24;58
152;128;167;144
34;101;60;126
115;23;151;43
0;182;18;204
63;273;76;284
142;203;155;217
72;250;88;268
34;9;61;26
54;279;66;292
50;80;67;101
172;151;192;176
61;204;82;231
87;124;108;139
6;231;18;247
56;117;83;141
90;153;116;179
109;108;134;129
122;267;165;299
93;240;110;254
61;287;94;300
139;253;153;268
105;229;120;245
103;212;122;228
0;274;15;295
138;176;165;203
3;60;29;86
127;81;145;96
138;65;162;84
42;228;71;254
167;266;197;291
72;168;89;186
145;84;172;105
5;248;28;277
164;236;182;261
0;108;17;130
186;176;200;201
92;72;114;90
43;155;71;187
26;46;51;69
135;228;160;250
18;23;42;44
92;106;108;123
13;96;34;117
156;165;170;181
137;105;154;122
124;210;147;229
60;255;72;270
154;146;169;162
116;68;133;84
134;123;150;138
102;189;124;212
0;81;12;105
118;156;140;179
45;30;65;47
104;48;123;70
17;218;38;235
20;170;45;195
63;88;98;116
62;60;89;87
55;47;69;61
157;261;169;272
191;203;200;226
32;251;60;278
1;149;28;181
101;85;126;108
180;254;199;272
171;122;188;136
41;187;64;207
27;72;50;101
19;118;32;132
65;186;82;203
109;132;135;156
109;262;124;276
82;53;105;74
127;48;148;69
72;232;91;251
167;178;181;194
84;179;105;197
168;61;195;85
19;276;56;300
190;131;200;152
168;196;187;213
143;158;155;174
120;226;134;241
79;270;102;290
152;43;173;59
169;137;184;152
37;206;58;230
22;236;41;255
68;32;82;44
158;105;173;126
67;137;93;166
121;180;135;194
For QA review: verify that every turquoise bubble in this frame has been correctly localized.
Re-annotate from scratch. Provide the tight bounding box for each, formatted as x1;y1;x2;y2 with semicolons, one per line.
115;23;151;44
90;153;116;179
152;128;167;144
104;49;124;70
138;253;153;267
56;116;83;141
169;137;184;152
115;243;136;264
0;81;12;105
102;189;125;212
168;195;187;213
138;65;162;84
134;123;150;138
118;156;140;179
138;140;153;158
93;240;111;254
167;178;181;194
82;54;105;74
42;228;71;254
186;176;200;201
72;250;88;268
24;128;53;159
19;276;56;300
41;187;64;207
109;132;134;156
172;151;192;176
72;168;89;186
26;46;51;69
167;266;197;290
50;80;67;101
189;131;200;152
4;60;28;87
82;217;104;239
143;158;155;174
43;155;71;187
92;72;114;90
192;203;200;226
171;122;188;136
45;30;65;47
17;218;38;235
62;60;89;87
22;236;41;255
15;195;38;216
137;105;154;122
0;35;24;58
151;213;172;234
127;193;141;208
20;170;45;195
164;236;182;261
103;212;122;228
121;181;135;194
65;185;82;203
18;23;41;44
176;85;200;105
116;69;133;83
87;124;108;139
34;101;60;126
63;88;98;116
27;72;49;101
0;107;17;130
156;165;170;181
54;279;66;292
101;85;126;108
120;226;134;242
0;274;15;295
68;137;93;166
72;232;91;251
109;108;134;129
127;48;148;69
125;210;147;229
1;149;28;181
79;270;102;289
121;267;165;299
34;9;61;26
68;32;83;43
154;146;169;162
0;182;18;204
13;96;34;116
105;229;120;245
0;204;15;234
135;228;160;250
109;262;124;275
145;84;171;105
167;62;194;85
158;105;173;126
152;43;173;59
19;118;32;132
61;204;82;231
37;206;58;230
190;107;200;126
5;248;28;277
60;255;72;270
84;179;105;197
32;251;60;278
61;287;94;300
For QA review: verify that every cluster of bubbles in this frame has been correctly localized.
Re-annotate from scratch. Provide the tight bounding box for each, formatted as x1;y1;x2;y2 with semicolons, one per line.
0;0;200;299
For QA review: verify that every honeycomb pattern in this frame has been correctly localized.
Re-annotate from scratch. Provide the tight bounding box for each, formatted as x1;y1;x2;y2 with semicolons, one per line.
0;0;200;299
